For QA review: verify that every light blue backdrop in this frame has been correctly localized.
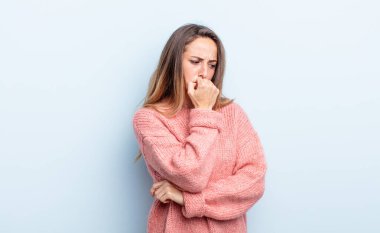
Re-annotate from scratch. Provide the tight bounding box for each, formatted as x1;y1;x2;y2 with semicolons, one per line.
1;0;379;232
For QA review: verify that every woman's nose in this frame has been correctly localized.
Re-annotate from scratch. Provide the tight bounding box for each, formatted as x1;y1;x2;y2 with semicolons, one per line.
198;63;209;79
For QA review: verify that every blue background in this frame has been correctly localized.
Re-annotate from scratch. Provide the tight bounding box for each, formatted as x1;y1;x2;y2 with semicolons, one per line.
1;0;379;232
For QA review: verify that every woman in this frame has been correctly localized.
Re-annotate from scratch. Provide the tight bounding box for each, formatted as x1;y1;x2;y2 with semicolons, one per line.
132;23;267;233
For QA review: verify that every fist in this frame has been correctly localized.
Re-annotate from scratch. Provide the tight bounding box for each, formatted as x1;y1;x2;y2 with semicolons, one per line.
187;76;219;109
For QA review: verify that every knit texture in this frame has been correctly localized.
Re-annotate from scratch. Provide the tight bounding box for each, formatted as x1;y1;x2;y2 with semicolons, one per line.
132;102;267;233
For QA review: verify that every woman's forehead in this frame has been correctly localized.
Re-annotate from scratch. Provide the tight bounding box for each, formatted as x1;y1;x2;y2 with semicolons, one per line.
184;38;217;59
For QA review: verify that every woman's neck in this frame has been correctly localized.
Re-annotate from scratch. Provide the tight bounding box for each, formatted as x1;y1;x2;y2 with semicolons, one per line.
183;96;193;109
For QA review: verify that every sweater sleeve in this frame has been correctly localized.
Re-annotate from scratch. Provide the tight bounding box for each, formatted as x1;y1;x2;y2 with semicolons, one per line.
181;104;267;220
133;107;223;193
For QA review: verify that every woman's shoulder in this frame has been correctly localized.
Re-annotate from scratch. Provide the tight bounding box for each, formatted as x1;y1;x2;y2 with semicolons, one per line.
134;106;157;115
132;106;171;138
134;105;177;122
133;101;178;127
133;106;162;124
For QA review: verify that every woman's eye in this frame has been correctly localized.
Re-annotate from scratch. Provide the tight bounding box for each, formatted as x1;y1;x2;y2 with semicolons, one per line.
190;60;200;64
210;64;216;69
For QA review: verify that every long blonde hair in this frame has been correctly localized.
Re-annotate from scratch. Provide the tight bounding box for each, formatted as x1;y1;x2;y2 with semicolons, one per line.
134;23;234;162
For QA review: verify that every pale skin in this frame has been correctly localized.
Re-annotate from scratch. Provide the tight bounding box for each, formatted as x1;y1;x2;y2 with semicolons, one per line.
150;37;219;205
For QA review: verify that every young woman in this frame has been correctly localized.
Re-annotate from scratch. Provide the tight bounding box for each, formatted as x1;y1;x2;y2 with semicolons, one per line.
132;23;267;233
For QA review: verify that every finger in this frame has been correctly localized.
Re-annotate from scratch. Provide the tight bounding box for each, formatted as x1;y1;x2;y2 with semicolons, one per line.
153;184;165;195
154;183;171;200
187;81;195;95
154;190;165;201
193;76;200;88
187;81;196;91
197;77;206;88
150;187;155;196
205;79;215;87
152;180;165;189
158;193;170;204
205;78;216;86
155;184;169;195
150;186;157;196
153;180;171;190
151;181;165;195
156;188;165;199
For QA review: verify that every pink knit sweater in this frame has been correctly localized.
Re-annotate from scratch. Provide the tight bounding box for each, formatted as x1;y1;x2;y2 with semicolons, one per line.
132;102;267;233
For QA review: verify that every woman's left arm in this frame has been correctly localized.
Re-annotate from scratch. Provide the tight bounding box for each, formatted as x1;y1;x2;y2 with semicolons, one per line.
180;105;267;221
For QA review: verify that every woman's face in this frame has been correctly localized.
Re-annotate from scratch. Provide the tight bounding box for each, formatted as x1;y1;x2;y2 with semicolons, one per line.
182;37;218;87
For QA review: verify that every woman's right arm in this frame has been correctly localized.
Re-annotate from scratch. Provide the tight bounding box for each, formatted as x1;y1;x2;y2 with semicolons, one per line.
132;107;223;193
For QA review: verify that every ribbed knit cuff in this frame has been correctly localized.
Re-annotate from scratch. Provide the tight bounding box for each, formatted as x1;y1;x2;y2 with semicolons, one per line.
189;108;223;132
181;191;205;218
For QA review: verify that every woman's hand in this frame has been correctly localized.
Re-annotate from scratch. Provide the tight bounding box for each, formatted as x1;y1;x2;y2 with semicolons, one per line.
150;180;184;206
187;76;219;110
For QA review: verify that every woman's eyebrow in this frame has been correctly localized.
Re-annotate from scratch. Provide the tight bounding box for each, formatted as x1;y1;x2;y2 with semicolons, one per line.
190;56;217;62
